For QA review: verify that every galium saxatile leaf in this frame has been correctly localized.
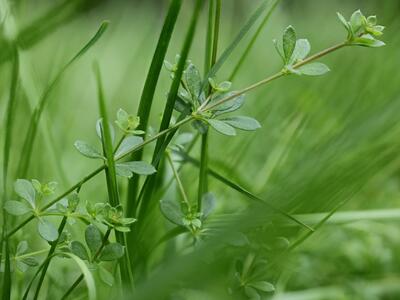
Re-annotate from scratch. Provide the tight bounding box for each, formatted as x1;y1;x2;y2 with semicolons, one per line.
282;25;296;63
297;62;330;76
14;179;36;208
222;116;261;131
85;225;102;256
37;219;59;242
114;136;143;159
98;265;114;286
74;140;104;159
70;241;89;261
207;119;237;136
99;243;124;261
4;201;32;215
160;199;184;226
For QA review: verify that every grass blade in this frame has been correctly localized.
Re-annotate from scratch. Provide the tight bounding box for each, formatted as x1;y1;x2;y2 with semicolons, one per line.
94;63;134;290
229;0;280;81
203;0;275;86
127;0;183;217
17;21;109;178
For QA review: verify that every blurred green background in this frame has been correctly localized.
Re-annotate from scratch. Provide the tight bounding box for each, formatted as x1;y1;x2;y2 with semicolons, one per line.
1;0;400;299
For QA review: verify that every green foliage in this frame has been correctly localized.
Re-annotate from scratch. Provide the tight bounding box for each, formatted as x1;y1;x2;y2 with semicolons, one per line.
0;2;394;300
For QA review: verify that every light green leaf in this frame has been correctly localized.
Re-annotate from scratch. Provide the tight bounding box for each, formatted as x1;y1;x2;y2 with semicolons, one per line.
37;219;59;242
297;62;330;76
74;140;104;159
185;63;202;101
70;241;89;261
337;12;350;32
85;225;102;256
98;265;114;286
160;200;184;226
222;116;261;131
283;25;296;63
208;119;237;136
202;192;216;219
117;161;156;176
290;39;311;63
16;241;28;255
14;179;36;207
114;136;143;159
350;9;363;33
353;34;385;48
4;201;32;215
244;286;261;300
99;243;124;261
20;257;39;267
248;281;275;292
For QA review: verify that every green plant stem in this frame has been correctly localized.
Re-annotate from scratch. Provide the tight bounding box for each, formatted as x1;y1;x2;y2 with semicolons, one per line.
6;41;346;240
166;151;191;210
203;41;348;111
61;228;111;300
6;117;193;238
33;216;68;299
127;0;183;216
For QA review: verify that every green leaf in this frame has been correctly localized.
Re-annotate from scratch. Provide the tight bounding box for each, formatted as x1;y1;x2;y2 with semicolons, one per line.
208;119;237;136
290;39;311;63
211;93;245;116
337;12;351;33
248;281;275;292
297;62;330;76
14;179;36;207
20;257;39;267
350;9;363;33
114;136;143;159
202;192;216;219
352;34;385;48
16;241;28;255
98;265;114;287
37;219;59;242
282;25;296;64
70;241;89;261
4;201;32;215
160;200;184;226
244;286;261;300
185;63;202;102
222;116;261;131
99;243;124;261
85;225;103;256
117;161;157;176
74;140;104;159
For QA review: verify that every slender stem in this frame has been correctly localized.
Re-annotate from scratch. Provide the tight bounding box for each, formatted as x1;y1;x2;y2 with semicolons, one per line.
6;41;347;239
113;134;127;155
166;151;191;210
203;41;348;112
33;216;68;299
12;249;49;260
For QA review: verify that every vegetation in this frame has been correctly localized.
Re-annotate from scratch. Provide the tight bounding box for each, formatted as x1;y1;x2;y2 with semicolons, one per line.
0;0;399;299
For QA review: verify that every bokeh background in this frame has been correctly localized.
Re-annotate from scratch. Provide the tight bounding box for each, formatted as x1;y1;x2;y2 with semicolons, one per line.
1;0;400;299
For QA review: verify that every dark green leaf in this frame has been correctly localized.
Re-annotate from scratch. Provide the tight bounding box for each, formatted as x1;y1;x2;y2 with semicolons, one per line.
85;225;102;256
283;25;296;63
160;200;184;226
99;243;124;261
70;241;89;261
20;257;39;267
118;161;156;176
185;63;202;101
